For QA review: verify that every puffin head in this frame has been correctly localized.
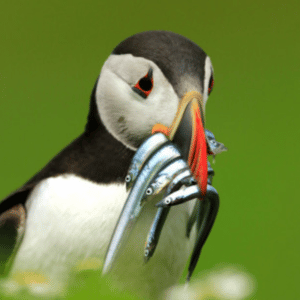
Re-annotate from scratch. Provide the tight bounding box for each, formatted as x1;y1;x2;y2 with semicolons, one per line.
91;31;214;153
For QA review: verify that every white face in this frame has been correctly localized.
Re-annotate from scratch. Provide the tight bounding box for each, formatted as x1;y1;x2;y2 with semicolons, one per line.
96;54;179;150
96;54;213;150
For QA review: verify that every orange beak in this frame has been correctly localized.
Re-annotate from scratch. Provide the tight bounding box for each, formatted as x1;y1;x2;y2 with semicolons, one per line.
152;91;208;198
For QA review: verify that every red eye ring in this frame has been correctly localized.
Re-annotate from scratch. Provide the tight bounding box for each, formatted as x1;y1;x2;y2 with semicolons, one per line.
132;68;153;99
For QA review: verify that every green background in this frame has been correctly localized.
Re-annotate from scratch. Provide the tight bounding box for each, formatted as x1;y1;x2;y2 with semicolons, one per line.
0;1;299;299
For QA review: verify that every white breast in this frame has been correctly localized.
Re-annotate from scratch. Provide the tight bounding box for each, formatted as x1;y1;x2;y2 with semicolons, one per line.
10;174;195;298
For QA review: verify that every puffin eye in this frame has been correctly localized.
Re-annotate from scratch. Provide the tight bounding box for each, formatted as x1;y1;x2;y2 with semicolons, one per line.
208;75;214;95
132;68;153;99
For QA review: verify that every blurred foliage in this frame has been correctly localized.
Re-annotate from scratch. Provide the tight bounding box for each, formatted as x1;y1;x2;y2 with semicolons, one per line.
0;270;140;300
0;265;256;300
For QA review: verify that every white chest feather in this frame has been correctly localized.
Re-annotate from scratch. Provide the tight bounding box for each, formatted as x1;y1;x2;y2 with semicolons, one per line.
11;175;126;279
10;174;195;298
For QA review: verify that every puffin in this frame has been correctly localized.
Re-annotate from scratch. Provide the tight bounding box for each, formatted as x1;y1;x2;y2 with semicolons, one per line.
0;31;216;299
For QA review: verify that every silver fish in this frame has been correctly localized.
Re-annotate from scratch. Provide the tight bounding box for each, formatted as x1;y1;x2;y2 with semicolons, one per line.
156;184;202;207
205;129;227;156
144;167;195;262
102;140;181;274
125;133;168;190
145;159;189;198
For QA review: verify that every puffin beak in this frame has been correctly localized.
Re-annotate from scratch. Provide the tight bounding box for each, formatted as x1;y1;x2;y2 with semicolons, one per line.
152;91;208;198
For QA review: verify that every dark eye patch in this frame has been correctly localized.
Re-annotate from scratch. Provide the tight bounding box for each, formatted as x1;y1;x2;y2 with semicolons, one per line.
208;75;214;95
